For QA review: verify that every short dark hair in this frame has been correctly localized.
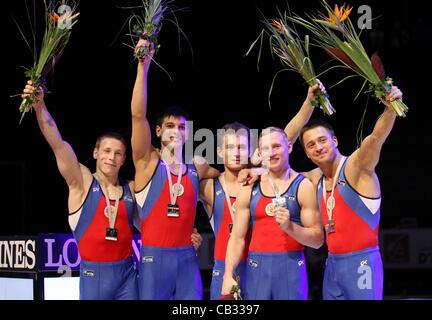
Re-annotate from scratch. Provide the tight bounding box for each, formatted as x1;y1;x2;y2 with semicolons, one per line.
221;122;249;133
218;121;251;149
299;119;335;147
95;132;127;151
155;106;190;128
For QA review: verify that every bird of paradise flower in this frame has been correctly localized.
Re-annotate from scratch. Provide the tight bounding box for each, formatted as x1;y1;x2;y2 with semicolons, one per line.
289;0;408;117
246;8;334;115
13;0;79;124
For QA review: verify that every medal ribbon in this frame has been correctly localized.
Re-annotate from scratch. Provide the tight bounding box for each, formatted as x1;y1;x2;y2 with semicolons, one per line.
163;160;184;205
267;168;291;198
94;173;120;229
219;173;235;223
322;156;346;224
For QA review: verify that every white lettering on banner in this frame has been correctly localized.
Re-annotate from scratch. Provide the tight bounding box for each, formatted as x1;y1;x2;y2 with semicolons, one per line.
3;241;13;267
0;240;36;270
26;240;36;269
1;235;144;271
15;241;25;268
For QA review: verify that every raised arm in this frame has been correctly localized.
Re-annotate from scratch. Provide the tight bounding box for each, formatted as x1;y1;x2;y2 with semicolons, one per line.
222;184;252;295
275;177;324;249
284;81;326;144
351;85;402;173
131;40;157;166
23;81;84;191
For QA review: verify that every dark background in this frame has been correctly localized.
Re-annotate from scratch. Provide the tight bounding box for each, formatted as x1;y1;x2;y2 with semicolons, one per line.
1;0;431;299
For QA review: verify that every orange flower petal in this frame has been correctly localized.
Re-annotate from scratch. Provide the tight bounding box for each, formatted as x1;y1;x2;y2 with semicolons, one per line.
271;19;283;31
334;4;340;18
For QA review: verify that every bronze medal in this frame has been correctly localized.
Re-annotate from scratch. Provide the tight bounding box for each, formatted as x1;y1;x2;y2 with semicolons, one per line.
265;202;276;216
326;219;335;233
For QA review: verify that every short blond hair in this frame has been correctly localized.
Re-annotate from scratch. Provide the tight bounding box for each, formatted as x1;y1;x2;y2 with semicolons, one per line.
259;126;290;146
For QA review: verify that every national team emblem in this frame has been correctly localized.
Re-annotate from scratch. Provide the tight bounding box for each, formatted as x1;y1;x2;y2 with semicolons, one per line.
124;195;133;203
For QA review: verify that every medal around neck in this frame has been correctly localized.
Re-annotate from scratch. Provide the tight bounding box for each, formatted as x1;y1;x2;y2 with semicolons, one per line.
322;156;347;235
172;183;184;197
167;204;180;217
326;219;335;233
265;203;276;216
272;196;287;209
105;227;118;241
104;205;116;219
326;196;335;211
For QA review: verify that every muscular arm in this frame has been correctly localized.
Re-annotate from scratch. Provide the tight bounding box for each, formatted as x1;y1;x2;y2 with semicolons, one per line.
131;60;154;162
348;86;402;183
222;184;252;295
199;178;214;219
275;178;323;249
128;180;142;232
131;41;159;188
194;156;220;181
301;168;322;189
23;81;84;192
353;106;397;173
284;82;324;144
22;81;90;220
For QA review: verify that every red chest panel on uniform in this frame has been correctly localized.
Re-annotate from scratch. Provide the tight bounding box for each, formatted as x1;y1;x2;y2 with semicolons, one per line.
249;197;304;252
78;199;133;262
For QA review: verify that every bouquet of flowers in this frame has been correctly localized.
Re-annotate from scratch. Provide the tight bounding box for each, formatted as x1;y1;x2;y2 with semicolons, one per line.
290;1;408;117
246;9;334;115
16;0;79;123
127;0;169;60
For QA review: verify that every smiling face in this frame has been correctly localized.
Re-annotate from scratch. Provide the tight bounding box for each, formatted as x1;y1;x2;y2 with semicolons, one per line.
301;126;338;166
259;129;292;172
93;137;126;178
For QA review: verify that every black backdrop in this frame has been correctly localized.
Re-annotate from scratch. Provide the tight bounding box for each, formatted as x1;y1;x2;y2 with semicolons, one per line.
1;0;431;298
